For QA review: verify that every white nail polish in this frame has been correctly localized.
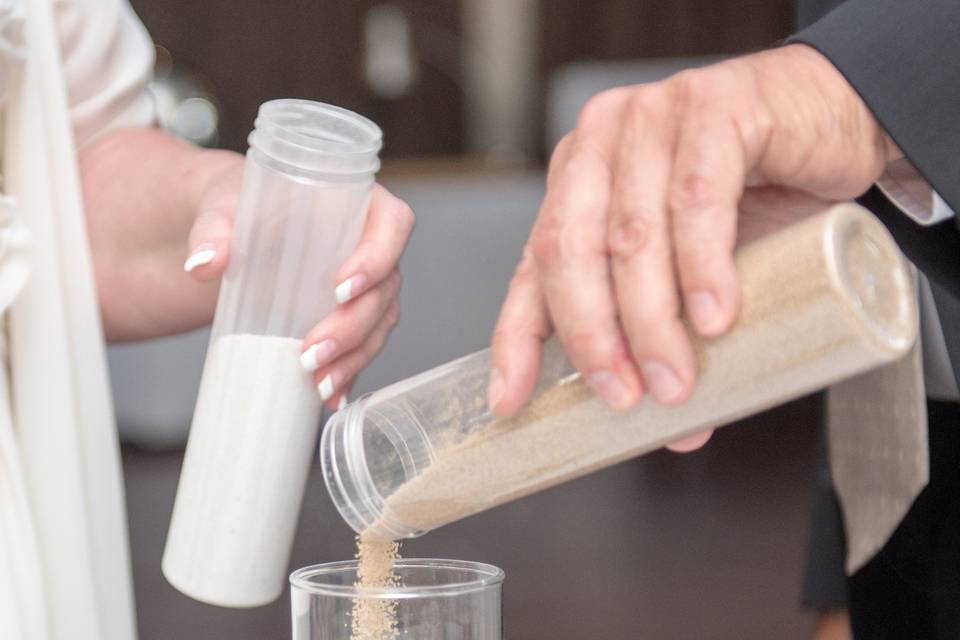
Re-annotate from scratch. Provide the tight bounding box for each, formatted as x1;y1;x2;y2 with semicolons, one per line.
183;245;216;272
300;344;320;373
318;374;335;401
337;395;347;411
334;278;354;304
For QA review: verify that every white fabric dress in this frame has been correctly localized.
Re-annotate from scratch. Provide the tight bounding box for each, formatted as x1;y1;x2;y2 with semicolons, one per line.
0;1;154;639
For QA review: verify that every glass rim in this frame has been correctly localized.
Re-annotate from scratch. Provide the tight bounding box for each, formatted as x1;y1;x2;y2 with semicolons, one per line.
289;559;505;600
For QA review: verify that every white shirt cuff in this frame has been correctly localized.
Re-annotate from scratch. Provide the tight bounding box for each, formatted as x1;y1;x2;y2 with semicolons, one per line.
876;157;955;226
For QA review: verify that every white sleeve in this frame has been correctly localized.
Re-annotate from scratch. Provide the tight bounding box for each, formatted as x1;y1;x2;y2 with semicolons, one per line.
876;157;956;226
55;0;156;149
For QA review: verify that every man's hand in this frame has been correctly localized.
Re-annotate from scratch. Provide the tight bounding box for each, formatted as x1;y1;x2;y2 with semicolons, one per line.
82;128;413;410
488;45;899;431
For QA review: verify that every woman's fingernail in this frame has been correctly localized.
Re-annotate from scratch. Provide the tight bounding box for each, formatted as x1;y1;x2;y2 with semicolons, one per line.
688;290;725;334
642;361;685;405
487;368;505;410
335;275;367;305
300;339;337;373
318;374;335;402
183;244;216;273
337;395;348;411
586;370;632;409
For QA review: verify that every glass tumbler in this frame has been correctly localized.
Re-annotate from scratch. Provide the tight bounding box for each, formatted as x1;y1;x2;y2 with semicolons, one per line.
290;559;504;640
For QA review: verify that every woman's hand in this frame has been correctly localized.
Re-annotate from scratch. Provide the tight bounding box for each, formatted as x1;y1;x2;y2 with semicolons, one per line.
83;129;413;409
184;174;414;411
82;128;238;340
296;185;413;410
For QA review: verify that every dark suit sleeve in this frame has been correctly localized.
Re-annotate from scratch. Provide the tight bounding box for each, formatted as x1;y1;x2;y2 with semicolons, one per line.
791;0;960;212
790;0;960;295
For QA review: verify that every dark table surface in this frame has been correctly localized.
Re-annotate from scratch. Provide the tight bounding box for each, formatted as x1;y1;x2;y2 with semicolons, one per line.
123;394;821;640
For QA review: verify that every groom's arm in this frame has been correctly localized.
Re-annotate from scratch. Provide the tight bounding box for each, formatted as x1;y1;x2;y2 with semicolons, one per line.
792;0;960;294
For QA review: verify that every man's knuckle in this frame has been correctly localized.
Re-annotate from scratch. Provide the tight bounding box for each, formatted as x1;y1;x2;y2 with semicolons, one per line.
607;212;658;260
491;324;530;349
625;89;662;120
669;168;720;212
578;89;621;129
513;247;538;281
553;133;573;157
491;325;513;347
530;224;565;270
670;67;731;109
671;68;702;96
548;134;574;177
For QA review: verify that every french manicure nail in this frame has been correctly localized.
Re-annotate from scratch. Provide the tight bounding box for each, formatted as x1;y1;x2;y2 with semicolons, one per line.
642;361;685;405
337;395;348;411
183;244;216;272
318;374;335;402
300;339;337;373
487;368;505;410
688;290;724;334
335;275;367;304
586;370;632;409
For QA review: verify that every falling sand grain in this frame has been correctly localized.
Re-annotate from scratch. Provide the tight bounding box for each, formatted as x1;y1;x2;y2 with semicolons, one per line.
351;537;401;640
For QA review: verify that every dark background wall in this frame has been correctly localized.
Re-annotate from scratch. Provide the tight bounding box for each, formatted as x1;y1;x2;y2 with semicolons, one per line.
541;1;792;68
131;0;466;156
129;0;793;159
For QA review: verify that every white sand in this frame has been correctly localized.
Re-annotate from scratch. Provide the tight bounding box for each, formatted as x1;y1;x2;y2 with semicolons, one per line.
163;333;323;607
